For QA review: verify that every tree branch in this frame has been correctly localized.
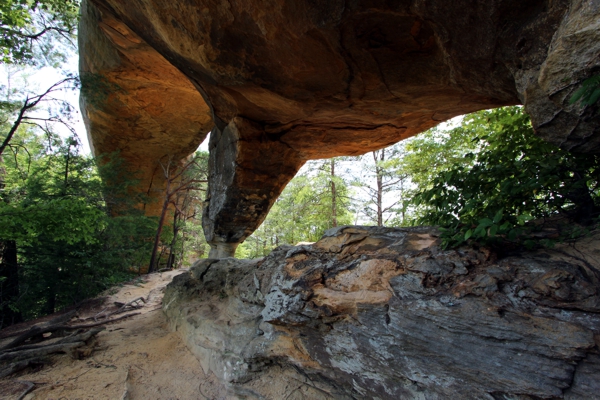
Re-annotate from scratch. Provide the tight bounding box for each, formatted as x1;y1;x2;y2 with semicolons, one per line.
0;78;76;157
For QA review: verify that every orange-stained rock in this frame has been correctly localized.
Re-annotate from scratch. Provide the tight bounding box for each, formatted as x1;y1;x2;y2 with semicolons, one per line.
80;0;600;254
79;1;213;215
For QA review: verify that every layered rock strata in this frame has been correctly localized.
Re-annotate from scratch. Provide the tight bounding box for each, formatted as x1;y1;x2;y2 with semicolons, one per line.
80;0;600;254
163;226;600;399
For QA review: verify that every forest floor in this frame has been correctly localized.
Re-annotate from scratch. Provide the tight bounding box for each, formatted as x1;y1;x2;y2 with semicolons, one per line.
0;269;228;400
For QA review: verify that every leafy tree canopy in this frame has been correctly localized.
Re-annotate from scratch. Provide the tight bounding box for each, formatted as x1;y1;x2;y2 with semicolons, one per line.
411;106;600;248
0;127;156;323
1;0;79;64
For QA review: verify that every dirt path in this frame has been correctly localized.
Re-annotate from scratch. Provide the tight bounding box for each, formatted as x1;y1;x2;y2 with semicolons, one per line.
0;270;227;400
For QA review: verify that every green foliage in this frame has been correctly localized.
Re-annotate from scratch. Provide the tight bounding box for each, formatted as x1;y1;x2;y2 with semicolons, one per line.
570;75;600;106
401;123;481;189
411;106;600;248
236;159;354;258
1;0;79;65
381;118;487;225
0;129;156;321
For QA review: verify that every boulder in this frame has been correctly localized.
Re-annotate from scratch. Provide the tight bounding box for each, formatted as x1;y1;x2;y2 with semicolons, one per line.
163;226;600;399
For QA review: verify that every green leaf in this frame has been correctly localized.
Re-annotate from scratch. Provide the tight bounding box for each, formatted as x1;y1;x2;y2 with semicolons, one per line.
585;88;600;106
478;218;493;228
464;229;473;240
489;224;499;237
570;75;600;105
492;209;503;224
517;214;532;225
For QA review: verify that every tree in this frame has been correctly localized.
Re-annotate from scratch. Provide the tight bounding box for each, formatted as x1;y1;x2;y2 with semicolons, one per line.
0;75;78;158
411;106;600;248
148;153;208;273
0;129;156;324
330;158;338;227
309;158;355;231
0;233;19;327
1;0;79;65
354;144;408;226
0;0;80;170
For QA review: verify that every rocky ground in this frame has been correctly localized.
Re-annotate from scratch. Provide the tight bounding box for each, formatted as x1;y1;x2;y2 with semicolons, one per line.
0;270;227;400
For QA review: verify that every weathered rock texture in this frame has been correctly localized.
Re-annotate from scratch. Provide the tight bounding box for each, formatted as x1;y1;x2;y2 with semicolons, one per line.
163;226;600;399
80;0;600;253
79;1;213;214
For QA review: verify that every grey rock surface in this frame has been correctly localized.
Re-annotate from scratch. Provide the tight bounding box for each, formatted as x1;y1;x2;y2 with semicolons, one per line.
164;226;600;399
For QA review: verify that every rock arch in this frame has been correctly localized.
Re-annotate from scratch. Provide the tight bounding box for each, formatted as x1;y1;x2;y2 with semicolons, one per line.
80;0;600;257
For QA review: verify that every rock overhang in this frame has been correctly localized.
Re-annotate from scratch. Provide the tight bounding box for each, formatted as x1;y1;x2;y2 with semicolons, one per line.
79;0;600;253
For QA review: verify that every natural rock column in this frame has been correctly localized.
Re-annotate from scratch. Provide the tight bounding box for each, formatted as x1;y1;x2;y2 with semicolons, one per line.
202;118;304;258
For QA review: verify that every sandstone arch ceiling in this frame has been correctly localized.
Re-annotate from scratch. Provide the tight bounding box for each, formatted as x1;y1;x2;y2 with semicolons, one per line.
80;0;600;257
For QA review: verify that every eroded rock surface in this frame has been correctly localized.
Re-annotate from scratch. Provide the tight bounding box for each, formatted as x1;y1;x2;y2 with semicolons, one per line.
79;1;213;215
80;0;600;252
163;226;600;399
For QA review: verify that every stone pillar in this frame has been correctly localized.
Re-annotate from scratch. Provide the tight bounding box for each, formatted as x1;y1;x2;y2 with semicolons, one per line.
202;118;305;258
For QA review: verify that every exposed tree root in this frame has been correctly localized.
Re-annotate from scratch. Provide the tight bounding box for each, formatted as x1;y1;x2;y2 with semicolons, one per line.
86;297;146;322
0;297;147;379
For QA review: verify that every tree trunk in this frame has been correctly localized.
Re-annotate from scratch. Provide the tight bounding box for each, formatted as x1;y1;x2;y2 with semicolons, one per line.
149;183;171;273
63;142;71;195
374;150;385;226
0;154;21;328
331;159;337;228
0;240;21;328
167;210;179;270
44;291;56;316
177;226;187;268
376;173;383;226
566;170;597;225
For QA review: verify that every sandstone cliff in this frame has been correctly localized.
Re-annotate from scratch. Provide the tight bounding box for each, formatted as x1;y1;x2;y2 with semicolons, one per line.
79;0;213;215
77;4;600;395
164;226;600;399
